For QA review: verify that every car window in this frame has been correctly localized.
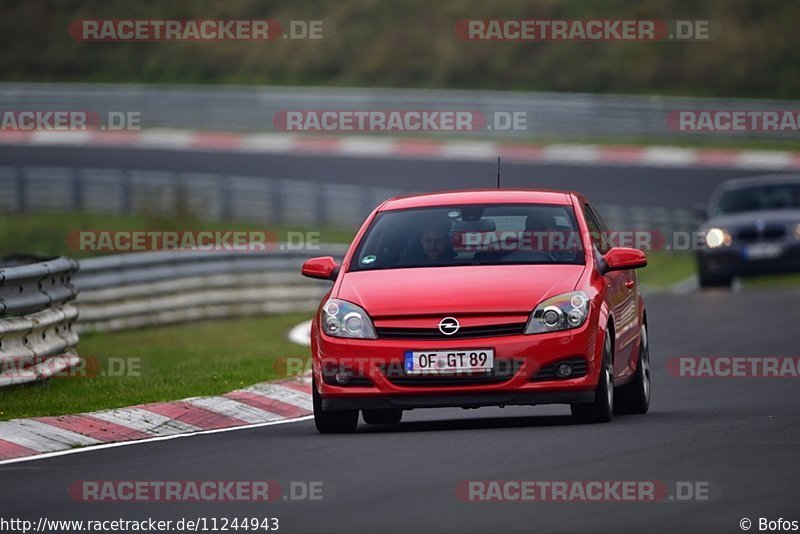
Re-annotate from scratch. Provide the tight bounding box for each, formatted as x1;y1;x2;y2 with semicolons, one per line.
713;183;800;215
350;203;585;271
582;204;610;254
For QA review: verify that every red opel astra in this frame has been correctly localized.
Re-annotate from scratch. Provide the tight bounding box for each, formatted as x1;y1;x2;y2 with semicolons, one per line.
302;190;650;433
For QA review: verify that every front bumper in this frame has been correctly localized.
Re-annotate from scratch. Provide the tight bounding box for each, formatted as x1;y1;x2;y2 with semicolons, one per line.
313;318;602;410
322;389;595;410
699;240;800;277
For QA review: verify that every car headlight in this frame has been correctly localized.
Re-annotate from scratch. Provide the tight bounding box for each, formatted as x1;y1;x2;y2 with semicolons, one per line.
524;291;590;334
321;299;377;339
705;227;732;248
794;223;800;239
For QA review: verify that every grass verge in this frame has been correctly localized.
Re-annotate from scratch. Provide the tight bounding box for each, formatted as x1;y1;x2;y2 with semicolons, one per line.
0;211;356;259
0;314;312;421
637;251;696;288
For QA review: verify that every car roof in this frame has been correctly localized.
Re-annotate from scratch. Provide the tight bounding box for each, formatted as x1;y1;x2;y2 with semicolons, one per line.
717;173;800;191
379;189;576;211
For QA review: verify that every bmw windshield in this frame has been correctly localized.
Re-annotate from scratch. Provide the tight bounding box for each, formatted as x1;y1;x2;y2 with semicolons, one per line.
713;183;800;215
350;204;585;271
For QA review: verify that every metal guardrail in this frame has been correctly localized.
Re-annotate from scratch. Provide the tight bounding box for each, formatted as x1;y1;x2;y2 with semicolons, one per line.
0;256;78;316
0;256;80;387
0;165;402;230
1;83;798;141
0;246;349;386
0;165;699;235
73;246;348;332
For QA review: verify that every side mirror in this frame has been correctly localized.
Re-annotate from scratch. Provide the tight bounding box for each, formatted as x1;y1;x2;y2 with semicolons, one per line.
600;247;647;274
692;203;708;220
301;256;339;281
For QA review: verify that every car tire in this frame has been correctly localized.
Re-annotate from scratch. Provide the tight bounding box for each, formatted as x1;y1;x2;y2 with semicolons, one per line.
571;331;614;423
362;409;403;425
698;260;733;288
615;324;650;415
313;377;358;434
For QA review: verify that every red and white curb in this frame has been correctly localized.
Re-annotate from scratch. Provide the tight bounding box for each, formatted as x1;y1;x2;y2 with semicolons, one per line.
0;376;312;464
2;129;799;170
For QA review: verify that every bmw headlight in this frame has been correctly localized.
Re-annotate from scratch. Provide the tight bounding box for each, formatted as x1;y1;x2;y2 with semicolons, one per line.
705;227;732;248
321;299;377;339
793;223;800;239
524;291;590;334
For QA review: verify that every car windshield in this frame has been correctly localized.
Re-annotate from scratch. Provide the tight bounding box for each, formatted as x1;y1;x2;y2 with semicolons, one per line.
713;183;800;215
350;203;585;271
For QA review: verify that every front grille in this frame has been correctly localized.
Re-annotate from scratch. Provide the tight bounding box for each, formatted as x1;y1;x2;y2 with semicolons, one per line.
386;358;523;387
530;358;588;381
375;322;526;340
736;223;786;242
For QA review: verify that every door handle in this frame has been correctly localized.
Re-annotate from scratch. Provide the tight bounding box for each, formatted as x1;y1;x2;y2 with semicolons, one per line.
625;280;635;289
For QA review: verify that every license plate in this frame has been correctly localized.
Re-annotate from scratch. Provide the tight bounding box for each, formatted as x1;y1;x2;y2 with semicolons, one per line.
404;349;494;375
743;243;782;260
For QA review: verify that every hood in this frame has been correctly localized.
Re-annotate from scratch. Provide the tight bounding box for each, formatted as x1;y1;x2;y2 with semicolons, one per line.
336;264;585;317
706;209;800;230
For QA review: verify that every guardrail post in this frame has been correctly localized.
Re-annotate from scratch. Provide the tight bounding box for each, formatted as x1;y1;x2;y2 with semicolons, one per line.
315;183;328;227
14;167;26;214
220;176;232;221
271;178;284;225
71;168;84;211
120;170;132;214
360;187;375;220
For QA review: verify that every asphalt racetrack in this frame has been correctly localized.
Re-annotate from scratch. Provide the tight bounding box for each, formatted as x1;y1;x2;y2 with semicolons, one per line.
0;147;797;533
0;148;798;533
0;288;797;533
0;145;767;208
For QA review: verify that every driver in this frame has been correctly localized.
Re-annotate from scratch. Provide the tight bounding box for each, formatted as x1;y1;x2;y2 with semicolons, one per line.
419;218;455;263
525;212;558;255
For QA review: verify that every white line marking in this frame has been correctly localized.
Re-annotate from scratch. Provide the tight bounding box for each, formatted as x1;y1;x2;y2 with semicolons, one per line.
542;144;601;163
339;137;396;156
0;415;313;467
642;147;698;167
735;151;792;169
136;129;194;149
29;131;94;146
236;133;296;153
288;319;312;346
439;141;498;160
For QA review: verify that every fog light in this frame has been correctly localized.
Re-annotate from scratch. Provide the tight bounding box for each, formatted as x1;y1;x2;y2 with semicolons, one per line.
325;316;339;333
567;309;584;326
334;370;352;385
555;362;574;378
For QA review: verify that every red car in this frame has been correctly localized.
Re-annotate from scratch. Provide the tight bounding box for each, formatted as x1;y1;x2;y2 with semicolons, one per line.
302;189;650;433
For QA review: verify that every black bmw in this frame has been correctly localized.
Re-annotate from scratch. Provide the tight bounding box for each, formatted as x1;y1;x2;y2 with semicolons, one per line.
696;174;800;288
